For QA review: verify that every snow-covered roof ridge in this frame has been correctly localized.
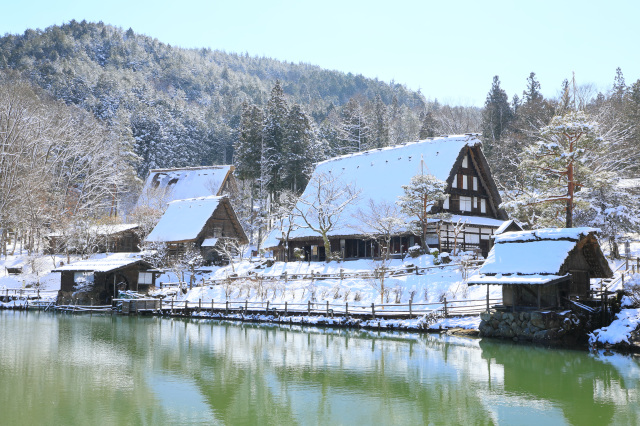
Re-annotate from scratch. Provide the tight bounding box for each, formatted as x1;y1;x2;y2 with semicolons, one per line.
53;253;146;272
166;194;226;205
315;134;481;167
494;227;600;244
148;165;232;173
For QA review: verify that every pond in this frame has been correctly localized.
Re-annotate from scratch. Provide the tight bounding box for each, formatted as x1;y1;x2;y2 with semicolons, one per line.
1;311;639;425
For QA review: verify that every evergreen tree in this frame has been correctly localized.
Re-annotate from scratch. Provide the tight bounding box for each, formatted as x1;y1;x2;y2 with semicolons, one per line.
481;76;513;152
263;80;289;195
234;102;263;182
338;97;370;153
369;94;389;148
418;111;437;139
282;104;317;193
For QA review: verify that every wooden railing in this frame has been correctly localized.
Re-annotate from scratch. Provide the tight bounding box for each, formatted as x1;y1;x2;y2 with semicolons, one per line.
157;296;501;319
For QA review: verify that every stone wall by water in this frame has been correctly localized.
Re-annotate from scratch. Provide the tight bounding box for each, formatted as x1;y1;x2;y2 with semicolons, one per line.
479;310;587;343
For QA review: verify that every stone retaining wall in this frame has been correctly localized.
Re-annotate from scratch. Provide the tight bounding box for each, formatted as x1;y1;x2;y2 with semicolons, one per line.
479;310;586;342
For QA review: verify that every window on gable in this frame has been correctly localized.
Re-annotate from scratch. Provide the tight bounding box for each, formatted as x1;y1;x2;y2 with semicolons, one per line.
460;196;472;212
473;176;478;191
462;175;468;190
452;175;457;188
443;197;449;210
481;198;487;213
462;155;468;168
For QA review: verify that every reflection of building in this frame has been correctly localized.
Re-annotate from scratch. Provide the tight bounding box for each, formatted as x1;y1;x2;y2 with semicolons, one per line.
145;196;248;263
469;228;612;309
266;135;509;261
54;253;156;303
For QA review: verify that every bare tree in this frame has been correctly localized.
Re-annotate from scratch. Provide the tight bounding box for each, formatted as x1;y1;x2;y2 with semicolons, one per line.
293;172;360;262
272;190;300;262
353;199;406;260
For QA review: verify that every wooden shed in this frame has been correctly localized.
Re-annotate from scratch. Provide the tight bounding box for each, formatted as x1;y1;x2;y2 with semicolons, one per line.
54;254;156;304
468;228;612;309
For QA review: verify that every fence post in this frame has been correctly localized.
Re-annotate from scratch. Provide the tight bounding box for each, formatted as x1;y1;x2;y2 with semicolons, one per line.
245;300;248;314
308;300;311;316
266;300;270;313
346;302;349;316
409;300;412;319
444;297;448;317
326;300;329;316
211;299;214;314
622;273;625;287
171;298;174;315
225;300;229;314
371;302;375;319
486;286;490;313
285;301;288;315
199;298;202;312
284;271;288;285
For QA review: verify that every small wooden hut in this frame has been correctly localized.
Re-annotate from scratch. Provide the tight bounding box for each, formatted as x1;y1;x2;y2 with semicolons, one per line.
54;253;156;303
468;228;612;309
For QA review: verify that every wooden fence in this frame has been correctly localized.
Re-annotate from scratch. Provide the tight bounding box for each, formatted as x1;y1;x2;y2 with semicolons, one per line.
156;296;502;319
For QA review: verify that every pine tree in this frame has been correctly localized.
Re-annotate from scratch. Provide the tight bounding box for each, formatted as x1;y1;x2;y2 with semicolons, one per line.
369;94;389;148
263;80;289;195
481;76;513;153
418;111;437;139
234;102;263;182
283;104;317;193
338;97;370;153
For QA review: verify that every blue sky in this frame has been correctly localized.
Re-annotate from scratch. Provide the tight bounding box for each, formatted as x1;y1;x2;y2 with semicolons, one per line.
2;0;638;106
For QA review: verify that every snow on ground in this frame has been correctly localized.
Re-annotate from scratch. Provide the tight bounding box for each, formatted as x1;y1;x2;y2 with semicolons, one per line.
590;308;640;346
151;253;500;316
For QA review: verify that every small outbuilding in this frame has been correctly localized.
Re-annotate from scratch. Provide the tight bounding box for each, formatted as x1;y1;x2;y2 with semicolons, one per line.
54;253;156;304
144;195;248;263
468;227;612;310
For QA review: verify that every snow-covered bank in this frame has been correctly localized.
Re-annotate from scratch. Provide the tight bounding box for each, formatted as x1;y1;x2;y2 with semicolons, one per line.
189;310;481;332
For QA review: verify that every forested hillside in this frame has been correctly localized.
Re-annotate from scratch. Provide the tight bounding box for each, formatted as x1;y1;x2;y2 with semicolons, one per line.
0;20;472;178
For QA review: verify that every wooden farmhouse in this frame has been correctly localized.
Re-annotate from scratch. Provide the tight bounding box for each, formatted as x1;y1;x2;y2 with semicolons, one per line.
54;253;156;303
136;165;238;208
44;223;141;254
265;134;509;261
145;195;248;263
468;228;613;310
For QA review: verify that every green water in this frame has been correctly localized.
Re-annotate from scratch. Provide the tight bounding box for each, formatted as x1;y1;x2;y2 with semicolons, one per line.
1;311;639;425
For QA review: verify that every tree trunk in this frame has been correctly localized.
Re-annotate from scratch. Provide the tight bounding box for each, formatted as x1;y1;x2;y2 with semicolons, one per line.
322;231;332;262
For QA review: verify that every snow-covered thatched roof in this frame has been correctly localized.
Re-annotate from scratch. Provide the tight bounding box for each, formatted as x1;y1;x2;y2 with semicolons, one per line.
145;196;223;243
46;223;139;238
137;165;234;207
53;253;148;273
468;227;611;285
265;134;505;247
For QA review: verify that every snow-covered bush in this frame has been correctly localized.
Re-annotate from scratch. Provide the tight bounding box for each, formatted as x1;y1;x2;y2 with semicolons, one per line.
408;245;421;258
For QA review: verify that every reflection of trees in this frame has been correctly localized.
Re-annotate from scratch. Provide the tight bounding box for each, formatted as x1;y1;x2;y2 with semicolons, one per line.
7;312;640;425
479;339;640;425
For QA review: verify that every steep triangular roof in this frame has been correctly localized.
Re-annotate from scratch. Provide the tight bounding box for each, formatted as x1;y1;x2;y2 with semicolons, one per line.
468;227;613;285
266;134;504;245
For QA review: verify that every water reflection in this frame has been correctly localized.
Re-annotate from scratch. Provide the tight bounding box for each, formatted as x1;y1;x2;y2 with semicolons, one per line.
1;311;639;425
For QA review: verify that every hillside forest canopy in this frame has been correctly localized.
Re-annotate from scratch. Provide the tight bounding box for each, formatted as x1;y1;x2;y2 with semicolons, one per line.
1;21;639;257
